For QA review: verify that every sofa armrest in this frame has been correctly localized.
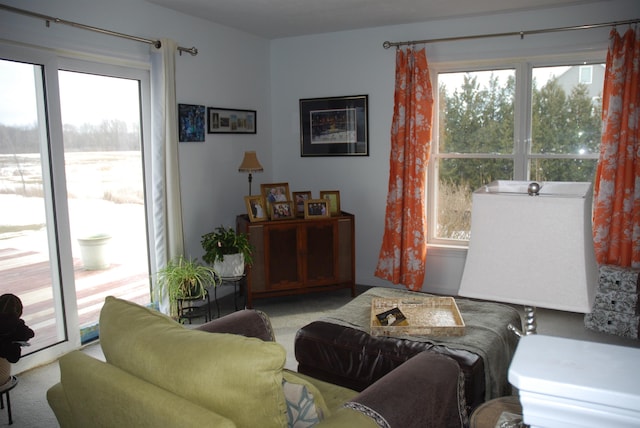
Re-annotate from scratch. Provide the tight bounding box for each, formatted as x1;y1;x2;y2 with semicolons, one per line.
343;352;468;428
194;309;275;341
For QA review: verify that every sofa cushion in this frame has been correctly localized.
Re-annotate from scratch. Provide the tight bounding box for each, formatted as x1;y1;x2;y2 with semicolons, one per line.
49;350;236;428
99;296;288;428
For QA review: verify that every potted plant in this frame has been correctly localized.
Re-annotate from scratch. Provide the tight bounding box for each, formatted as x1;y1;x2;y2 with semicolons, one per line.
155;256;219;318
201;225;253;278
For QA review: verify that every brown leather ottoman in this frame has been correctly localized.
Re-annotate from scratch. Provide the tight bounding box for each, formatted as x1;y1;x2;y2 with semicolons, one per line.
295;320;485;413
294;287;521;415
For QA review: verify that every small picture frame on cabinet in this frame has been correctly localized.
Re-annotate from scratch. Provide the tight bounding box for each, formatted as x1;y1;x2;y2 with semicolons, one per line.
245;195;268;222
319;191;341;216
270;201;295;220
304;199;331;219
293;191;312;217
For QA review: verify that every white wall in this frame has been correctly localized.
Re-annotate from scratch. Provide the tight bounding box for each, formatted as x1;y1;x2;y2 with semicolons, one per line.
270;0;639;295
0;0;272;261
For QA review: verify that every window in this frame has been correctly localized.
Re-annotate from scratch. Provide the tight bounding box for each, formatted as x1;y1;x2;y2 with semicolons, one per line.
579;65;593;84
430;58;603;244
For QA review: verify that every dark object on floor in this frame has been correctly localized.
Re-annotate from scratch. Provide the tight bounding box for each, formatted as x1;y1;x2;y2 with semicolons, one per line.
0;294;35;364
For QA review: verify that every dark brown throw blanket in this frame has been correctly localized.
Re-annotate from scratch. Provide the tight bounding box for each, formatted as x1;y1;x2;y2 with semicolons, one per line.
321;287;521;400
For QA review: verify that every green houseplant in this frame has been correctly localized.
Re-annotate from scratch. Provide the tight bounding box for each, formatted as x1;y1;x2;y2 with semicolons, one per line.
201;225;253;278
155;256;219;317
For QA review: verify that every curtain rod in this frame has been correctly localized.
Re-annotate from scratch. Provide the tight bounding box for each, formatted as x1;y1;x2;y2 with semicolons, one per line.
383;18;640;49
0;4;198;56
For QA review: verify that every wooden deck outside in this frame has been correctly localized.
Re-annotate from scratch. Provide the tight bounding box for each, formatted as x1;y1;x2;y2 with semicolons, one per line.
0;247;150;352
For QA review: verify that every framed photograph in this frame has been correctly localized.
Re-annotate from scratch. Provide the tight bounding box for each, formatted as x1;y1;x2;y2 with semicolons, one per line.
270;201;295;220
178;104;206;142
260;182;291;205
304;199;331;219
319;190;341;216
300;95;369;157
244;195;268;222
207;107;256;134
293;191;312;217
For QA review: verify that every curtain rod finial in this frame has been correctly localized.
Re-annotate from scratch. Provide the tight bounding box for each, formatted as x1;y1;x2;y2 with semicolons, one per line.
383;41;391;49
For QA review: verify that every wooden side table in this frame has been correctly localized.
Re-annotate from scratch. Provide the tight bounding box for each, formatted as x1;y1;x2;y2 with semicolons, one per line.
470;395;525;428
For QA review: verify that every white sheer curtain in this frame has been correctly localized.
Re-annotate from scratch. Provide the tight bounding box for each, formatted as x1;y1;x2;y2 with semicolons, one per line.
151;38;184;313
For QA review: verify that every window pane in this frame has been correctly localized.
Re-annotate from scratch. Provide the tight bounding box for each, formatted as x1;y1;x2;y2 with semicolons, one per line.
438;70;515;154
530;158;598;182
58;70;150;342
437;158;513;241
531;65;603;155
0;59;67;352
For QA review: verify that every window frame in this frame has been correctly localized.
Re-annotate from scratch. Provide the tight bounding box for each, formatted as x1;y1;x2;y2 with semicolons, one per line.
428;53;605;247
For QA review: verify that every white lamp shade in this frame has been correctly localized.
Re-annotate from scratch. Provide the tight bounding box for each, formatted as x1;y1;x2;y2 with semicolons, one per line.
458;181;598;313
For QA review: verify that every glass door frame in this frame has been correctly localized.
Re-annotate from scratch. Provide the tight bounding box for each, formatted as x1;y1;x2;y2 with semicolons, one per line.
1;41;153;373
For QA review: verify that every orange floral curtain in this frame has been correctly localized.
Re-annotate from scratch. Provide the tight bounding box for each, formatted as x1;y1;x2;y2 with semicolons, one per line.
593;26;640;269
374;47;433;290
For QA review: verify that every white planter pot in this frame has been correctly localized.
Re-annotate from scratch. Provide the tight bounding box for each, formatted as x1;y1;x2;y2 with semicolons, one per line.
213;253;245;278
78;234;112;270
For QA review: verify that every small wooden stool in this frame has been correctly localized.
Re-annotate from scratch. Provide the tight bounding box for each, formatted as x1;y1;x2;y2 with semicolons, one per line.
470;395;524;428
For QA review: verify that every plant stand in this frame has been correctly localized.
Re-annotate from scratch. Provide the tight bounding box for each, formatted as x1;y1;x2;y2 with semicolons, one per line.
177;293;212;324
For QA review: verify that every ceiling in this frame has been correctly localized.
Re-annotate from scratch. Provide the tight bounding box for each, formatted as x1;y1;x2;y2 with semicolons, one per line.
145;0;601;39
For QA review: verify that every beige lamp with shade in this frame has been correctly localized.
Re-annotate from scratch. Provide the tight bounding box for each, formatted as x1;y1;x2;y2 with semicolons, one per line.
238;151;263;195
458;180;598;336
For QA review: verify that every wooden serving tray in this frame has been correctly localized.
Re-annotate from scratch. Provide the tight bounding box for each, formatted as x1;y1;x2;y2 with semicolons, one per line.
370;296;465;337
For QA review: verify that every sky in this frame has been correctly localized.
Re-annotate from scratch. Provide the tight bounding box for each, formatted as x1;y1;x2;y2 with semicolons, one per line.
0;59;140;128
438;65;577;96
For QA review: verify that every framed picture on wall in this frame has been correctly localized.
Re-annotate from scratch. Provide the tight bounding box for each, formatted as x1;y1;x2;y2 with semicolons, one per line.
207;107;256;134
299;95;369;157
178;104;206;142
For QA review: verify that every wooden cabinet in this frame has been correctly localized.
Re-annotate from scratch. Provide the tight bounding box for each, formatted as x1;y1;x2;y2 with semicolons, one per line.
236;212;355;307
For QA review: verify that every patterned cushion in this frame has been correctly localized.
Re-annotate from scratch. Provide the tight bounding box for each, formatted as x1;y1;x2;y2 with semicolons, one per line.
282;371;329;427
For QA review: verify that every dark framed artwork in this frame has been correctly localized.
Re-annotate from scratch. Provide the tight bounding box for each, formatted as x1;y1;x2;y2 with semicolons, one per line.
178;104;206;142
207;107;256;134
300;95;369;157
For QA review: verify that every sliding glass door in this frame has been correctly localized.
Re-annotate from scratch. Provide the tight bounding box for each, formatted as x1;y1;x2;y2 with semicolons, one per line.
0;45;152;369
58;69;151;342
0;59;68;353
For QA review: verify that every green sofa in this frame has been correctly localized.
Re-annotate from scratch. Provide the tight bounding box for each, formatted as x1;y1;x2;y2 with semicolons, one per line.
47;296;466;428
